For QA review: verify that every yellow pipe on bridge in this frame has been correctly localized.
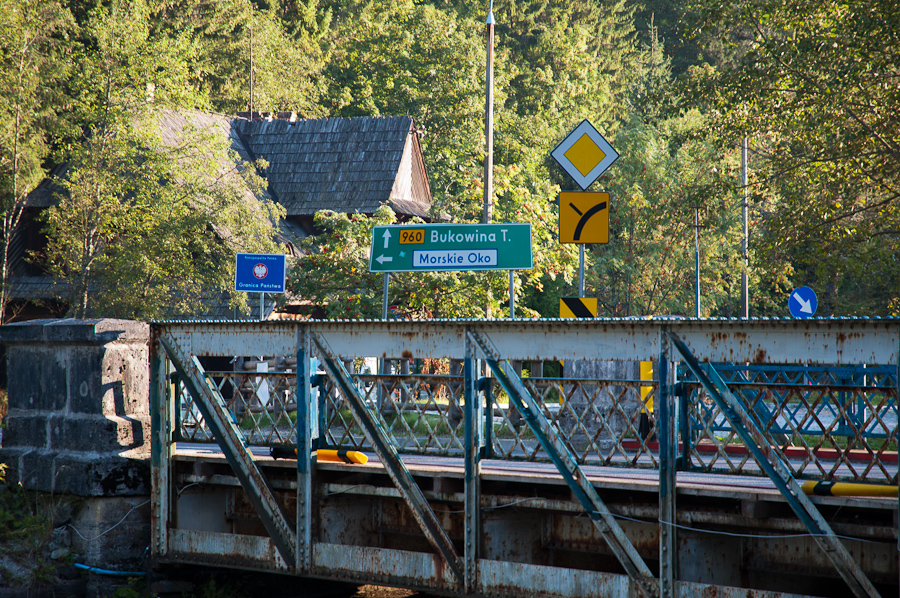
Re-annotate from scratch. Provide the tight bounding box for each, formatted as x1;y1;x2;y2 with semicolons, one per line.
801;480;897;498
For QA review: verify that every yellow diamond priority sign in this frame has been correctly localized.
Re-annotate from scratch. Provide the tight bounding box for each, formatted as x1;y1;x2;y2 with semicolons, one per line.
551;120;619;190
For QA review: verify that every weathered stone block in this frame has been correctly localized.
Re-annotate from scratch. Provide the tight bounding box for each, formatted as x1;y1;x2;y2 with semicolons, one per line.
49;416;144;453
101;343;149;418
1;413;48;448
7;348;67;412
52;454;151;496
16;449;56;491
0;318;148;344
67;349;104;414
68;344;149;418
64;495;151;598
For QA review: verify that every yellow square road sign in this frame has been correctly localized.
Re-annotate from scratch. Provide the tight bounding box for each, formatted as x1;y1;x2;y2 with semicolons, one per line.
551;120;619;190
559;191;609;244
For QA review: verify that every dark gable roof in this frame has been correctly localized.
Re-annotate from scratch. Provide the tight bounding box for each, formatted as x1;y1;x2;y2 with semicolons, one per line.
233;116;433;218
25;163;68;208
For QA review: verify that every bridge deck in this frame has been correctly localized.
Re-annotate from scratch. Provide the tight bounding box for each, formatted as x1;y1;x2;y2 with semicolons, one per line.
172;443;896;512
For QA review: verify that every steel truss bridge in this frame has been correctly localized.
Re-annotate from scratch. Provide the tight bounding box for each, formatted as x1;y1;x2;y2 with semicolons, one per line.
150;318;899;598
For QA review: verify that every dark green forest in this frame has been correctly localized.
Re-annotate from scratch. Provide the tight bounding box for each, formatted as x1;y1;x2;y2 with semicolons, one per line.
1;0;897;320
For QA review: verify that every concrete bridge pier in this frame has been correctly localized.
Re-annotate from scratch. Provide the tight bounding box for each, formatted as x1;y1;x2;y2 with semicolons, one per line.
0;318;151;598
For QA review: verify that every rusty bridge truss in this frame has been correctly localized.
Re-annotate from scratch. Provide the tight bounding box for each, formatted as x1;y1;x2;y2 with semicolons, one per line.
151;318;899;598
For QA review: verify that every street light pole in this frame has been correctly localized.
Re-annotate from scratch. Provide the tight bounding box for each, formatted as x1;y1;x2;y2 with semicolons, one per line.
483;2;494;226
741;137;749;318
691;206;704;318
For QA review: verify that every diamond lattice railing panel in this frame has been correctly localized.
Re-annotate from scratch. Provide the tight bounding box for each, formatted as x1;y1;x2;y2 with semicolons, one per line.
680;364;898;484
323;374;466;457
175;368;299;446
170;354;896;484
486;377;659;468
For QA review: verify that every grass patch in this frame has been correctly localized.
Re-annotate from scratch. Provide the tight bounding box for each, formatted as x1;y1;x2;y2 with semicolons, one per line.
797;434;897;452
239;410;297;430
383;411;455;436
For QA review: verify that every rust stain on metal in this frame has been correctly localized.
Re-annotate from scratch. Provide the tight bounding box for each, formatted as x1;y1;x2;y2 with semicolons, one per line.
402;350;414;359
752;348;767;364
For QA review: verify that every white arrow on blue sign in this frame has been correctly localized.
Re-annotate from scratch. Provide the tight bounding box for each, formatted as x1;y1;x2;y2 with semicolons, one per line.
789;286;817;318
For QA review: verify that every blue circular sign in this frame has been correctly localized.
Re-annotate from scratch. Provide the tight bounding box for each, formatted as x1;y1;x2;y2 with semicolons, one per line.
789;286;818;318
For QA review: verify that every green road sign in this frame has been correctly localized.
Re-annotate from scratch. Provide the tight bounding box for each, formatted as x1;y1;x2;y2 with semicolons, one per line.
368;223;532;273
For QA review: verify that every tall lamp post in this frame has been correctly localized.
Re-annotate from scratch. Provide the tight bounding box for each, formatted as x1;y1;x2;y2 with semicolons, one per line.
741;137;749;318
691;205;705;318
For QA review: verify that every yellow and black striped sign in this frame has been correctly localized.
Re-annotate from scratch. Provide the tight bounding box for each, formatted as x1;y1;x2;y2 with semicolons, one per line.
560;297;597;318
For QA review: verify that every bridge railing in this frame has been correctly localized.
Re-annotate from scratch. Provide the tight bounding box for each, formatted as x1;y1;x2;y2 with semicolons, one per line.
679;364;898;484
167;325;896;484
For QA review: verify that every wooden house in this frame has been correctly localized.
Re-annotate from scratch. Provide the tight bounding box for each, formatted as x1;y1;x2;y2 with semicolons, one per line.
5;111;434;320
233;113;433;233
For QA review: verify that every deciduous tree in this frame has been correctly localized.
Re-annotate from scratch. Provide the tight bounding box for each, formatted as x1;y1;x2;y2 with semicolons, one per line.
45;0;283;319
687;0;900;314
0;0;72;322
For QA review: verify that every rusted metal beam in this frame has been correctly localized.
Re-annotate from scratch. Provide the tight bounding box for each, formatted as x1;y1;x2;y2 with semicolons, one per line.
154;318;898;365
468;329;658;598
149;335;171;560
668;330;883;598
158;334;297;569
296;328;315;573
464;339;483;593
658;331;677;597
309;331;465;587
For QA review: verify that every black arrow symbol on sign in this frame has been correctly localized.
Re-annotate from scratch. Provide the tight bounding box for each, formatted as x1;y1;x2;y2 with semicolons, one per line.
569;201;607;241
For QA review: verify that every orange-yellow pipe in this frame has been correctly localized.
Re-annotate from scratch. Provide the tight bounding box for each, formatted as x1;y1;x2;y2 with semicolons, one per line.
316;449;368;464
801;480;897;498
270;447;368;464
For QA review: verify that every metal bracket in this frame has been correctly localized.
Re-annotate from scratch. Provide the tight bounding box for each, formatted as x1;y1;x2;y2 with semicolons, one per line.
309;331;465;586
158;335;297;569
667;331;882;598
467;330;658;598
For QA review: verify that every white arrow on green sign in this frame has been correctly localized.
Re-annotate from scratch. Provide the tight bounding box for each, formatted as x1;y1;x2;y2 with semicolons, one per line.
368;223;532;273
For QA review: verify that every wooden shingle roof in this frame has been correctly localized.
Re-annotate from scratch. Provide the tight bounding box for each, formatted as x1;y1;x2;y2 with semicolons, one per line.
232;115;433;218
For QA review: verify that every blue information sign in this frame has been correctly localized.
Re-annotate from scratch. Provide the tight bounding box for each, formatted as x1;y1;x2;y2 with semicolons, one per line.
789;286;817;318
235;253;286;293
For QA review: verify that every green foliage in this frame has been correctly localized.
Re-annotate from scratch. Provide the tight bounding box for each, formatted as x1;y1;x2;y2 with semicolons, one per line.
8;0;890;321
686;0;900;315
45;112;284;319
110;579;146;598
40;0;285;320
192;576;244;598
0;484;55;584
494;0;636;175
0;0;74;322
322;0;488;207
